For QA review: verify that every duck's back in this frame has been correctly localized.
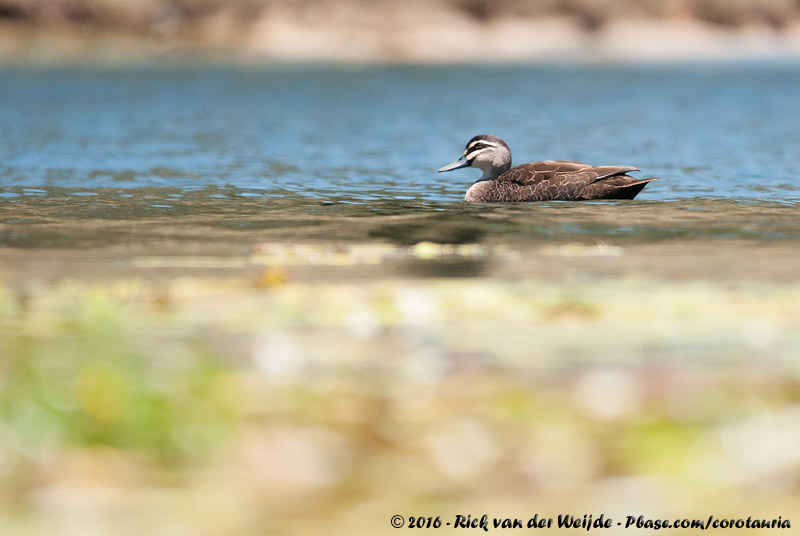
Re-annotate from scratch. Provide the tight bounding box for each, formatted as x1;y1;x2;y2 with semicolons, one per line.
465;160;656;202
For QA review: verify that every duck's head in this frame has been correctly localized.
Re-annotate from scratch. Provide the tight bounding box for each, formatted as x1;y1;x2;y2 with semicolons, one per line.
438;134;512;180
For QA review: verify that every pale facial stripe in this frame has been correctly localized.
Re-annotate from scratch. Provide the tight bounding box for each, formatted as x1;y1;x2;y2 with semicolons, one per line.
464;149;485;161
463;140;499;161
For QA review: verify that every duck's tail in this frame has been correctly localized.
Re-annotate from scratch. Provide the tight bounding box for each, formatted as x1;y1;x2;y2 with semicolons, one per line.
606;177;660;200
580;176;660;200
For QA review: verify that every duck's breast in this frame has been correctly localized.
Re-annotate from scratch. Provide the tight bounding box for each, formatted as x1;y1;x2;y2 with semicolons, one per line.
465;180;538;203
465;181;494;203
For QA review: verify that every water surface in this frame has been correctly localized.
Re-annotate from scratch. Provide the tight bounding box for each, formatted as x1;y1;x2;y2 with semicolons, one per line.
2;63;800;280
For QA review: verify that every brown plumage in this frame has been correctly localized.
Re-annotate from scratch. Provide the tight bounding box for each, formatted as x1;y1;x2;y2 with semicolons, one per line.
438;134;659;203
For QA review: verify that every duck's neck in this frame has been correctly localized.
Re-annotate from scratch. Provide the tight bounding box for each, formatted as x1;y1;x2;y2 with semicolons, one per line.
477;159;511;182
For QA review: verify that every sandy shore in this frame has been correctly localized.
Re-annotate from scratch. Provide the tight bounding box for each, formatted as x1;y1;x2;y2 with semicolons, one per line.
2;0;800;64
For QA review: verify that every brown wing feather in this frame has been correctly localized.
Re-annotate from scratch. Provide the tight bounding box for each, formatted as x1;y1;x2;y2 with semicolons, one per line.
495;161;644;201
498;161;639;186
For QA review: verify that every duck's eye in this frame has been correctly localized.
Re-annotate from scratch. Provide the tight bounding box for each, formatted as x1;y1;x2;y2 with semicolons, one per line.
474;143;485;149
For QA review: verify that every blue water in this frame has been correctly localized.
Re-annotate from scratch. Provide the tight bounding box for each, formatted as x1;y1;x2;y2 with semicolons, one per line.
1;63;799;202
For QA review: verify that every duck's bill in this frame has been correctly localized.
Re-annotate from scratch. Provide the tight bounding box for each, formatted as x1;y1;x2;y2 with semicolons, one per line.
438;156;469;172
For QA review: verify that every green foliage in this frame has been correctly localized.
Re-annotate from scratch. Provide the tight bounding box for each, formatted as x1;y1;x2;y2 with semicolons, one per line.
0;287;235;470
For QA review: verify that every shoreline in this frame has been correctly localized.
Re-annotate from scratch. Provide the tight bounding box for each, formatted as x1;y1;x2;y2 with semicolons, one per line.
3;11;800;65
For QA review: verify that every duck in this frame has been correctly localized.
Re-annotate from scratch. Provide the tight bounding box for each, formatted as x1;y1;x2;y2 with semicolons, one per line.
439;134;659;203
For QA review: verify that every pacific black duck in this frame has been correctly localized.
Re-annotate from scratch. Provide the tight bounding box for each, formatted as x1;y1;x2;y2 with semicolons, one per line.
439;135;658;202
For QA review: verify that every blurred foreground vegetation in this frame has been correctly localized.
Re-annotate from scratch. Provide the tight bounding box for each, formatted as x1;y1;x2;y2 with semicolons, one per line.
1;244;799;534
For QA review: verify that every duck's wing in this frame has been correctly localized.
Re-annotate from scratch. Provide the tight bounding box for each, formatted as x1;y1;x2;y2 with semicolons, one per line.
497;161;643;200
499;161;639;186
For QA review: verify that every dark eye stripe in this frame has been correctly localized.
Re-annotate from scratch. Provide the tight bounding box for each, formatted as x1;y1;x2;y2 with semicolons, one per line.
468;140;498;151
464;140;498;161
